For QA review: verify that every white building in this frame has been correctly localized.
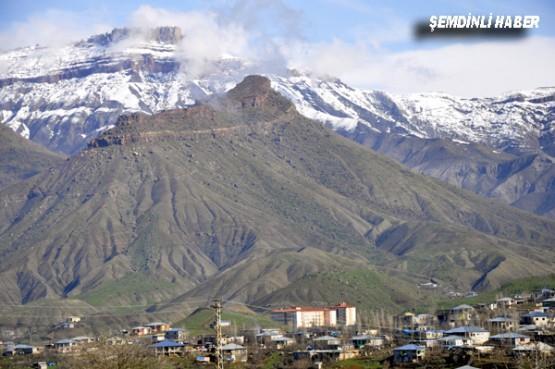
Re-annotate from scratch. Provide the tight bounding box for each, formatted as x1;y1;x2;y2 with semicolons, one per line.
490;332;530;347
521;311;553;327
444;326;490;345
335;302;357;326
439;335;472;348
271;303;356;329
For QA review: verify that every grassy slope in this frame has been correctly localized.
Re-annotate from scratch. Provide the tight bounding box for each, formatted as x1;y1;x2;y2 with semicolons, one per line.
175;307;279;335
433;274;555;310
255;268;429;313
77;273;180;307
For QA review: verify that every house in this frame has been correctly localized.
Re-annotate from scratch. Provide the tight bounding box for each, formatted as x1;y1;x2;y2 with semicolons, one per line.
444;326;490;345
414;330;443;340
439;335;472;348
542;298;555;309
398;312;417;327
270;335;295;349
513;342;554;356
450;304;475;319
290;331;311;344
222;343;247;362
415;331;443;349
256;330;293;348
131;326;152;336
521;311;552;327
514;294;530;305
14;344;40;355
145;322;171;333
54;339;77;353
397;312;433;328
271;303;356;328
313;335;341;350
222;336;245;345
490;332;531;347
475;302;498;310
541;288;555;298
517;324;539;333
151;334;166;343
72;336;94;345
415;313;436;326
66;316;81;323
293;348;359;363
256;330;283;345
440;305;476;326
165;328;186;341
351;335;384;349
488;317;516;332
151;340;184;356
393;344;426;364
62;322;75;329
496;297;515;308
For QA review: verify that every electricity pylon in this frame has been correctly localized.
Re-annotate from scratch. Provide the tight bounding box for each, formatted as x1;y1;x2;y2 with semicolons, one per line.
211;299;224;369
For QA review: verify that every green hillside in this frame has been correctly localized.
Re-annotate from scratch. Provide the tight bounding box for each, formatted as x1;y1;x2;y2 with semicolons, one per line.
176;307;279;335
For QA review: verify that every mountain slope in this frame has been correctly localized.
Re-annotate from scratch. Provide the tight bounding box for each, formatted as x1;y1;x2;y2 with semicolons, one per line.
273;77;555;219
0;124;65;190
0;76;554;310
348;128;555;218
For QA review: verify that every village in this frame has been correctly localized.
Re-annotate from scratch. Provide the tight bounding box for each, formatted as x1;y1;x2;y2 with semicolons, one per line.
2;290;555;369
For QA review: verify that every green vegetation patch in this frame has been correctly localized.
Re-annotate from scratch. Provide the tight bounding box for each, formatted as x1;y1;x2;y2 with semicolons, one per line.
175;308;279;335
78;273;178;307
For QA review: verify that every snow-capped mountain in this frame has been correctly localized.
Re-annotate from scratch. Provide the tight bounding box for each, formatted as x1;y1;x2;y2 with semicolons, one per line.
0;27;253;153
2;26;554;156
1;26;555;217
273;76;555;155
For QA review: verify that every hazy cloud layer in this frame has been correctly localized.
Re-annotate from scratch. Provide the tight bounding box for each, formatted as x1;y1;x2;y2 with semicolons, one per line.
0;2;554;96
0;9;111;51
285;36;555;97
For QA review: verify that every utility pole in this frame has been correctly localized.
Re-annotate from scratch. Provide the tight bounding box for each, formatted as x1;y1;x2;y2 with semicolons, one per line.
211;299;224;369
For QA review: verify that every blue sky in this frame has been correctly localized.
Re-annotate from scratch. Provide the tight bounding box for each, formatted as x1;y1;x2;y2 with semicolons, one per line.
2;0;553;48
0;0;554;95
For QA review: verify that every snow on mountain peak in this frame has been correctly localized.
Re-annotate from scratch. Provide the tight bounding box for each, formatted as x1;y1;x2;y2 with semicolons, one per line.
1;28;554;155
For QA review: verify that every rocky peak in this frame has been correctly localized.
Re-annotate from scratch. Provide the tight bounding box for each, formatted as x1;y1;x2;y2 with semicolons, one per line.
226;75;293;113
84;26;183;46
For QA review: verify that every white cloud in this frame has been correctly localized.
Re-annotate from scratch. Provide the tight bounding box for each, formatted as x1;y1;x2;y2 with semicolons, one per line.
126;5;252;77
0;3;553;96
284;37;555;96
0;9;111;51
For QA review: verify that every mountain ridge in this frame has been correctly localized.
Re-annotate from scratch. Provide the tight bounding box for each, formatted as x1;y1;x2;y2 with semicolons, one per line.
2;27;555;220
0;76;554;314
